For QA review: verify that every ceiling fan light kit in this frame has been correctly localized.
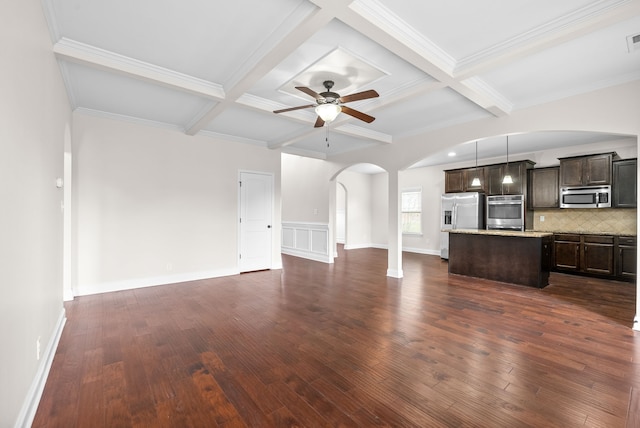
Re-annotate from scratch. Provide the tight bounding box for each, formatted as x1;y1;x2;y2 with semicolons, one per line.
315;103;341;122
274;80;379;128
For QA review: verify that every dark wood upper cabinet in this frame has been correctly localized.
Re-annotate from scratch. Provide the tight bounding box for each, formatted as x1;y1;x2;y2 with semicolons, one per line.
464;167;486;193
528;167;559;209
613;158;637;208
445;160;533;196
444;167;486;193
485;161;535;196
559;153;614;186
445;169;464;193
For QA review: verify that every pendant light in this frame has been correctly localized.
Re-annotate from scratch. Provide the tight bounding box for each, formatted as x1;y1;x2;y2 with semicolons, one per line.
502;135;514;184
471;141;481;186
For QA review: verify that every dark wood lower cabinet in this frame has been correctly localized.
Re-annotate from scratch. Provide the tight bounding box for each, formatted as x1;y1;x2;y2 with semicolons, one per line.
618;236;637;280
553;233;635;281
582;235;614;276
554;234;580;271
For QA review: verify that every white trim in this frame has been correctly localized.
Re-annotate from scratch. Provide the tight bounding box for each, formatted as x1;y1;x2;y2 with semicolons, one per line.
281;247;333;264
282;222;332;263
15;308;66;428
54;38;225;100
74;107;186;133
402;246;440;256
387;268;404;278
368;243;440;256
76;269;239;296
350;0;456;74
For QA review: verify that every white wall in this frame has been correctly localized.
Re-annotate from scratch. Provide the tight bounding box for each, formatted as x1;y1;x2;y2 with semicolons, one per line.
72;113;282;295
337;171;374;249
371;173;389;247
281;153;331;223
0;1;70;426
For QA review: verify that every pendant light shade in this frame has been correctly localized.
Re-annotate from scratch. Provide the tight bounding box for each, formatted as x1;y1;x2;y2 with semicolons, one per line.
315;103;341;122
471;141;481;186
502;135;513;184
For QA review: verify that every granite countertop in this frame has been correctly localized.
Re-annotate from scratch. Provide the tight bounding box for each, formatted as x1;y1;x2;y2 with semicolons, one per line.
543;230;637;236
445;229;553;238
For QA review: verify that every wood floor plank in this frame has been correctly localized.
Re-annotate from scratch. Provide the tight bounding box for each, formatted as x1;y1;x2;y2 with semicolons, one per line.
32;246;639;427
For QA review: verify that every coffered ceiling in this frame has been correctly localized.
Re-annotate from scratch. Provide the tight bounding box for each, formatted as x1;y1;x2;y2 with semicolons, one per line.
43;0;640;163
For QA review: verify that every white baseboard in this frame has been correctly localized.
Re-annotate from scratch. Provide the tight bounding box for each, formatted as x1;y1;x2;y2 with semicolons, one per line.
75;268;240;296
281;248;333;263
402;246;440;256
345;243;440;257
15;308;66;428
387;268;404;278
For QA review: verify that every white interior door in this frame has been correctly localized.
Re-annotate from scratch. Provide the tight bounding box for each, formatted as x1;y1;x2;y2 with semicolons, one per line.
239;171;273;272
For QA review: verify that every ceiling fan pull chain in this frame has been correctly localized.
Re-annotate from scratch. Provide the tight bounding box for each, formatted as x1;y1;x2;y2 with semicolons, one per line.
326;124;330;148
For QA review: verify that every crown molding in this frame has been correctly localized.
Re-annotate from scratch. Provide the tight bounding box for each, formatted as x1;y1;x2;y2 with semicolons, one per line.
460;76;514;114
223;1;318;93
349;0;457;75
54;38;225;100
74;107;186;133
514;69;640;110
198;129;269;148
56;60;78;109
40;0;60;44
455;0;634;76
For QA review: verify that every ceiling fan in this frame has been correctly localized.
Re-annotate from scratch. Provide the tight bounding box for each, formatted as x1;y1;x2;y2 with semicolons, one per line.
273;80;379;128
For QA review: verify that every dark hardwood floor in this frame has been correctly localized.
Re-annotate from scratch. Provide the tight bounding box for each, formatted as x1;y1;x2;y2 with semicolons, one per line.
33;246;639;427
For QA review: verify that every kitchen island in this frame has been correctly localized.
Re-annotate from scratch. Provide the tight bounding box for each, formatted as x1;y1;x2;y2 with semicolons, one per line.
447;229;554;288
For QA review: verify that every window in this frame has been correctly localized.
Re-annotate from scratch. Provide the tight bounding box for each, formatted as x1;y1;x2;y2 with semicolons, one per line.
401;189;422;234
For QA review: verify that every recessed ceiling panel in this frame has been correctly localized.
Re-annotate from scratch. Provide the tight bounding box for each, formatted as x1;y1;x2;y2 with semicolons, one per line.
204;106;310;143
287;129;379;157
479;15;640;108
278;47;388;98
250;18;433;106
370;88;493;137
64;62;213;127
49;0;310;83
378;0;607;61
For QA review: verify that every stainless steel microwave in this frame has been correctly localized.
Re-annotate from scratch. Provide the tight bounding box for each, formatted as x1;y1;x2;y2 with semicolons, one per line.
560;185;611;208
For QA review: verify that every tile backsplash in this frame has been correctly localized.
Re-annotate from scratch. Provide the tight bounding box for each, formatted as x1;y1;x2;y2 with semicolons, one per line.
533;208;637;235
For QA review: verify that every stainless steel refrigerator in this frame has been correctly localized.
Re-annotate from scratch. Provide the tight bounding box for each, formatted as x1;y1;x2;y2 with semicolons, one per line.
440;192;485;259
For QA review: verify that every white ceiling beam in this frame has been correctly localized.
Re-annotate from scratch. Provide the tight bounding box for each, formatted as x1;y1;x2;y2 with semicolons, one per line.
185;4;342;136
340;1;511;117
53;38;225;100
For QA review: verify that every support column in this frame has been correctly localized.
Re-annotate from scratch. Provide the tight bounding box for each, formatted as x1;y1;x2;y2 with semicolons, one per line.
387;169;403;278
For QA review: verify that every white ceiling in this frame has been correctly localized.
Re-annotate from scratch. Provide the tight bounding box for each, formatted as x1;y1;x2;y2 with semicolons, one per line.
43;0;640;163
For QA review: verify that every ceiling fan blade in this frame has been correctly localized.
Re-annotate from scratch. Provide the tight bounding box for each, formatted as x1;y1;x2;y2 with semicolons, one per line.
314;116;325;128
273;104;315;114
339;89;379;104
340;105;375;123
296;86;322;100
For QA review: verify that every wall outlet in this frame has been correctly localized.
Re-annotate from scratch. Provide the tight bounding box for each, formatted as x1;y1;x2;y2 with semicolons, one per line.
540;215;545;222
166;263;173;271
36;336;41;361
